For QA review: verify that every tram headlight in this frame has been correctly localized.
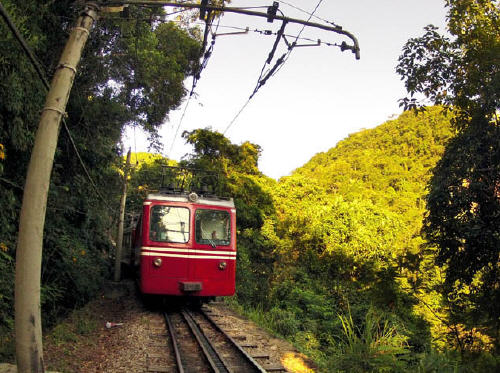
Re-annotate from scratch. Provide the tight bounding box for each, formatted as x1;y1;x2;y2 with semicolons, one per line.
218;261;227;270
153;258;163;267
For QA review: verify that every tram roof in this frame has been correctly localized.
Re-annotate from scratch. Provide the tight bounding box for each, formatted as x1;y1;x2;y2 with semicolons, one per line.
145;192;235;208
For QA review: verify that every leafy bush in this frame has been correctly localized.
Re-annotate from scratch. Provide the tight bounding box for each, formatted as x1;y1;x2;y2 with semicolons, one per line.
332;306;410;373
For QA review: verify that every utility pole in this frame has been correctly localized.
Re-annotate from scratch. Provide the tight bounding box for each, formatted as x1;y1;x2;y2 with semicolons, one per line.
14;3;99;372
114;148;132;282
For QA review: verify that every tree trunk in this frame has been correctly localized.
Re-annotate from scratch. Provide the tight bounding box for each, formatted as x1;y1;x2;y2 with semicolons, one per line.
14;4;99;372
114;149;131;282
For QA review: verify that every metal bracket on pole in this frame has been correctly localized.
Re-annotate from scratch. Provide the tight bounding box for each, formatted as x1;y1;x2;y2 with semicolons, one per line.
215;27;249;37
72;26;91;36
283;35;321;48
41;106;68;117
199;0;208;20
82;2;100;21
266;1;279;23
58;63;78;74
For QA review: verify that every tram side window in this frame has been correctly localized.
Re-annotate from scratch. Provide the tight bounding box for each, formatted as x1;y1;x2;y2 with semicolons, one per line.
195;209;230;246
149;206;190;243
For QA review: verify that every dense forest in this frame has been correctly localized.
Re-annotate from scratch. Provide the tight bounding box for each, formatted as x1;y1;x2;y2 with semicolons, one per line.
0;0;498;372
0;0;203;364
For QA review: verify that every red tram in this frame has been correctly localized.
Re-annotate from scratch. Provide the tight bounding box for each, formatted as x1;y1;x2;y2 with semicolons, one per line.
131;187;236;299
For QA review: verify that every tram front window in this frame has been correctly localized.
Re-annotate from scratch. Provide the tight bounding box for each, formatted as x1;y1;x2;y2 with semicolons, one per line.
195;209;230;246
149;206;190;243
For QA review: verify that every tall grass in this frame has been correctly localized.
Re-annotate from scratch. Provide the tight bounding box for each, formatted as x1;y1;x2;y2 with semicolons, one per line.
328;306;410;372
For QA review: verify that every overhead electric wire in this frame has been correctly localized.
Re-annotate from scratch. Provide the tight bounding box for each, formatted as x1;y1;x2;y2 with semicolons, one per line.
190;10;216;95
222;99;251;135
224;0;325;134
0;3;117;213
258;0;325;93
108;17;343;48
270;0;324;79
169;0;225;156
168;97;192;157
277;0;340;28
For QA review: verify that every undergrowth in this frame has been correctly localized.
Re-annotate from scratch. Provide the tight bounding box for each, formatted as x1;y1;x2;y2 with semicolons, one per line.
226;297;499;373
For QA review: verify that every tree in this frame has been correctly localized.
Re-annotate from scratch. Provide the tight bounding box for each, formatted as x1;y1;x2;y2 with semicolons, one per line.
181;128;277;306
397;0;499;351
0;0;204;368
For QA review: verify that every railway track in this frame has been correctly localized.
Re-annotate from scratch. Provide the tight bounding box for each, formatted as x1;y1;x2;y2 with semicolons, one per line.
167;307;269;373
146;305;287;372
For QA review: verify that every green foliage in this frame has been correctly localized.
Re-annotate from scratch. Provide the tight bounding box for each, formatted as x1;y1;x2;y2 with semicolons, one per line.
260;109;459;369
333;306;410;373
180;129;277;308
126;152;174;215
397;0;500;351
47;306;97;347
397;0;499;121
423;116;500;350
182;128;262;175
0;0;203;360
185;112;497;371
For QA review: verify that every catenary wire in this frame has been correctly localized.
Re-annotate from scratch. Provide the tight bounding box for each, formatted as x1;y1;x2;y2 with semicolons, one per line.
168;0;225;156
270;0;324;79
168;97;192;157
224;0;325;134
277;0;340;28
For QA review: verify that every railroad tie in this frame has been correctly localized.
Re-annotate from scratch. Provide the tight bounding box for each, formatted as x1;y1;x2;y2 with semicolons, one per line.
146;352;165;359
265;365;288;372
146;364;169;372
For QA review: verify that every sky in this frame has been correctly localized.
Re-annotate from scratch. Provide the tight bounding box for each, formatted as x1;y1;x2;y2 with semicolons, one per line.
123;0;448;180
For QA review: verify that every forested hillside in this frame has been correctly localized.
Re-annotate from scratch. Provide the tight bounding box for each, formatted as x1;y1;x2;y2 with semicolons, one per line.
255;108;462;371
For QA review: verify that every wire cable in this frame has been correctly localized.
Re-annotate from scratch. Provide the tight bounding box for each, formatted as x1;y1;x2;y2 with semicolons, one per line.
223;0;325;134
268;0;324;79
277;0;339;28
169;0;226;155
222;98;251;135
0;3;117;212
168;96;192;157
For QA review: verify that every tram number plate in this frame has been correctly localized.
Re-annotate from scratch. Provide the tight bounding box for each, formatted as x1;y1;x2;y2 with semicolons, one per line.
180;282;202;291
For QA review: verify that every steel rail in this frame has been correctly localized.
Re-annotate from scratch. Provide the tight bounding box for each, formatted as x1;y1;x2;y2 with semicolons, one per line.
101;1;360;59
164;312;185;373
199;309;268;373
181;309;231;373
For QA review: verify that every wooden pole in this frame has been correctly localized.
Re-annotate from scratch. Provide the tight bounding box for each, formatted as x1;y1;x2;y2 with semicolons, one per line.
14;3;99;372
114;148;131;282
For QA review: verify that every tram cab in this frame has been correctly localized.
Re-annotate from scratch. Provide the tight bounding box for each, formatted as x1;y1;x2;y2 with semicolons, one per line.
132;189;236;298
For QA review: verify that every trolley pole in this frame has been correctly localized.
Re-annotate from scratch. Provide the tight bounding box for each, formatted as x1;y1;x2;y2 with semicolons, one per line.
14;3;99;372
114;148;132;282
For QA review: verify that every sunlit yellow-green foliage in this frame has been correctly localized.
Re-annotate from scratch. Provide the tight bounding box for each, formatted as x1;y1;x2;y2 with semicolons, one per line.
261;108;463;369
397;0;500;355
273;108;454;265
172;111;460;369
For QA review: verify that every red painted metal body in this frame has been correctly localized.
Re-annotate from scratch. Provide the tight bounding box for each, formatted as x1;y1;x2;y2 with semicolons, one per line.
132;192;236;297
